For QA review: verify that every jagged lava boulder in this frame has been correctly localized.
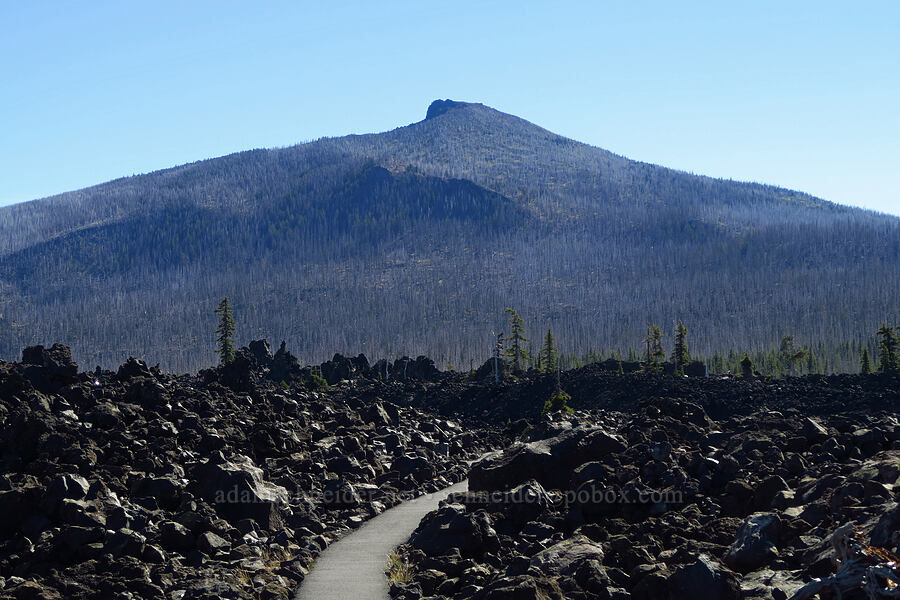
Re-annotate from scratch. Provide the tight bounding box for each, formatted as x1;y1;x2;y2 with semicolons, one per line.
469;425;625;491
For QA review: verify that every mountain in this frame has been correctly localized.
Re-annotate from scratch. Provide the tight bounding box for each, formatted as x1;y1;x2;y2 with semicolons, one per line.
1;100;898;371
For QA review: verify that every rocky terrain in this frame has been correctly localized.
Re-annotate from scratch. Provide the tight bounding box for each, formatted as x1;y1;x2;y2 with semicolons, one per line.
391;372;900;600
2;342;898;600
0;343;503;600
406;361;899;422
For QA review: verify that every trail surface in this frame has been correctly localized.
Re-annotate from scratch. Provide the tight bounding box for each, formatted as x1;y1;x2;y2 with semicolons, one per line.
294;479;468;600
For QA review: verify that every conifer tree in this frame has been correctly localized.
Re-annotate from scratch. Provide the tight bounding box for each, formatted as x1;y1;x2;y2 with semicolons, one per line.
877;323;899;373
740;352;754;378
806;350;819;375
671;320;690;375
504;308;529;374
778;335;808;376
214;297;236;364
491;331;504;383
642;324;665;372
860;347;872;374
540;328;558;373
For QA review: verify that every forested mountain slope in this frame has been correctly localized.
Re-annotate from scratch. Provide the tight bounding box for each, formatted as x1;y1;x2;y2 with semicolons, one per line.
1;100;897;371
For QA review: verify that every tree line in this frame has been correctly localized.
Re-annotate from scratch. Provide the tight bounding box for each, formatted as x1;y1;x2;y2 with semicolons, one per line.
492;312;900;377
216;298;898;377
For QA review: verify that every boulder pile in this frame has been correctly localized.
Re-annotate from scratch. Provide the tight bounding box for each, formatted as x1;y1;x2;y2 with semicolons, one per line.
392;379;900;600
3;340;897;600
0;342;503;600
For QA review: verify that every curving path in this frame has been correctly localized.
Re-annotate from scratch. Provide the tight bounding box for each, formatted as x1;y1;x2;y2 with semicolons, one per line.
294;479;468;600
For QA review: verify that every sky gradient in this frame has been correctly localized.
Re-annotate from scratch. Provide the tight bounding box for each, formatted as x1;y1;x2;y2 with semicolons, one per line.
2;1;898;215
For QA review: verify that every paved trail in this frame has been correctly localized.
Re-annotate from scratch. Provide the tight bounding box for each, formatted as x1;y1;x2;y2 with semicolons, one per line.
294;479;468;600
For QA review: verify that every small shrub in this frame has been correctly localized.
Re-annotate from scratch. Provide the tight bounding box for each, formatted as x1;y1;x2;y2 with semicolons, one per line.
260;546;292;572
516;423;533;442
542;391;574;415
387;550;412;584
303;373;331;391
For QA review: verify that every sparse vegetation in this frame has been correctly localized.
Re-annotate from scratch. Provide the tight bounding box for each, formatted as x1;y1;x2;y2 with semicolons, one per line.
860;347;872;374
516;423;533;442
778;335;809;376
387;550;412;584
643;324;665;373
877;323;899;373
543;391;574;415
740;353;754;378
539;328;557;373
259;546;292;572
672;320;690;375
504;308;529;374
303;373;331;391
214;297;236;365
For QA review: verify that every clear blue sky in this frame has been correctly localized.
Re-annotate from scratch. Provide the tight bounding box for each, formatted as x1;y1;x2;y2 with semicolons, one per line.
2;1;898;216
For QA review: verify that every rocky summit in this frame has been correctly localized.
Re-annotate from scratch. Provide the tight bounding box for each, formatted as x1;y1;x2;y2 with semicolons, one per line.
0;342;898;600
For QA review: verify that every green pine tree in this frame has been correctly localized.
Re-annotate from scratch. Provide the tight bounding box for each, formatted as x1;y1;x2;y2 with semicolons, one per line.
642;324;665;373
540;328;558;373
214;297;236;364
671;320;690;375
860;347;872;374
740;352;754;378
877;323;899;373
504;308;529;374
778;335;809;376
494;331;505;382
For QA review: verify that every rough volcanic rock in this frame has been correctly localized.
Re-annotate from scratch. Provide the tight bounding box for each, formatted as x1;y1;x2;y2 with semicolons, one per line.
192;453;290;529
478;575;564;600
392;356;440;381
869;502;900;550
724;513;782;573
667;555;742;600
409;504;499;558
469;426;625;492
319;353;370;385
115;357;154;381
4;343;899;600
529;534;604;576
395;374;900;600
0;342;501;600
248;339;272;363
20;344;78;392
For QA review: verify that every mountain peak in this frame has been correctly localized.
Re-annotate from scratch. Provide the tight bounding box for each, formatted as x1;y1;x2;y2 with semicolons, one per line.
425;99;481;120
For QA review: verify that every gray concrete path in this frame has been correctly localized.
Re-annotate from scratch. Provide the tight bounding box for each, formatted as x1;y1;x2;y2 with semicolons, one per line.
294;479;468;600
